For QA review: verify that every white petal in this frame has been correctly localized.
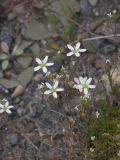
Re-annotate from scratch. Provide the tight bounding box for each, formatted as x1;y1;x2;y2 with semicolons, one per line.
67;44;74;50
74;84;83;90
8;105;14;109
75;42;80;50
84;88;88;94
43;56;48;63
46;63;54;66
74;78;79;84
42;67;47;73
0;104;4;108
73;84;79;89
56;88;64;92
44;90;52;95
86;78;92;85
36;58;42;64
5;100;9;107
6;109;12;114
75;52;80;57
2;98;7;102
34;66;41;71
83;77;87;82
79;49;87;52
67;52;74;56
88;85;96;89
54;81;59;88
45;83;52;89
79;88;83;92
53;92;58;98
0;109;4;113
79;77;85;84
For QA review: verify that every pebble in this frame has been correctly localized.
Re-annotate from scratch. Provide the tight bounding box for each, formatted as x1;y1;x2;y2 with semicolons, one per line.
80;0;93;16
7;133;19;146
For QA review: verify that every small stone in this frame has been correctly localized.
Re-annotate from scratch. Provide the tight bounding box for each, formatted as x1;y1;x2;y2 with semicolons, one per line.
30;42;40;56
42;118;53;128
99;43;117;55
11;85;25;98
80;0;93;16
7;133;19;146
22;20;52;40
89;55;105;70
94;58;105;69
33;74;45;81
17;107;26;116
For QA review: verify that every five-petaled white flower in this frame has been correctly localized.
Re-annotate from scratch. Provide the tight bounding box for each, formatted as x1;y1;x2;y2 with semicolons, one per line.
67;42;86;57
107;12;112;18
95;111;100;118
105;59;111;64
34;56;54;73
90;148;94;152
73;77;95;94
44;81;64;98
91;136;95;141
0;99;14;114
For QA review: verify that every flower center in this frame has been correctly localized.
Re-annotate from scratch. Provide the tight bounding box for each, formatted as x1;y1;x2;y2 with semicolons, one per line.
82;83;88;89
40;63;46;68
3;106;7;111
73;49;79;54
51;88;57;93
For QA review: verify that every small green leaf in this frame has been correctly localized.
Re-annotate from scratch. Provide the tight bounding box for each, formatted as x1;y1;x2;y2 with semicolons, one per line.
46;13;58;26
18;67;34;87
12;45;24;56
64;22;74;39
2;60;9;70
17;57;32;68
0;53;9;60
0;78;18;89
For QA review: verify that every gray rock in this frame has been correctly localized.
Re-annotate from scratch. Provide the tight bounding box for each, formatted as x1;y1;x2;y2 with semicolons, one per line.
7;133;19;146
98;43;117;55
41;118;54;129
30;42;40;56
80;0;93;16
22;20;52;40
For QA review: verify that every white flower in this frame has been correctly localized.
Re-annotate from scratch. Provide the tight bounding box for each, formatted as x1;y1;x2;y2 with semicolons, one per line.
105;59;111;64
56;74;63;79
117;150;120;156
71;61;76;66
90;148;94;152
112;9;117;14
107;12;112;18
0;99;14;114
117;124;120;129
38;83;44;89
45;71;51;77
44;81;64;98
91;136;95;141
67;42;86;57
95;111;100;118
73;76;96;94
34;56;54;73
74;106;79;111
83;93;91;99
